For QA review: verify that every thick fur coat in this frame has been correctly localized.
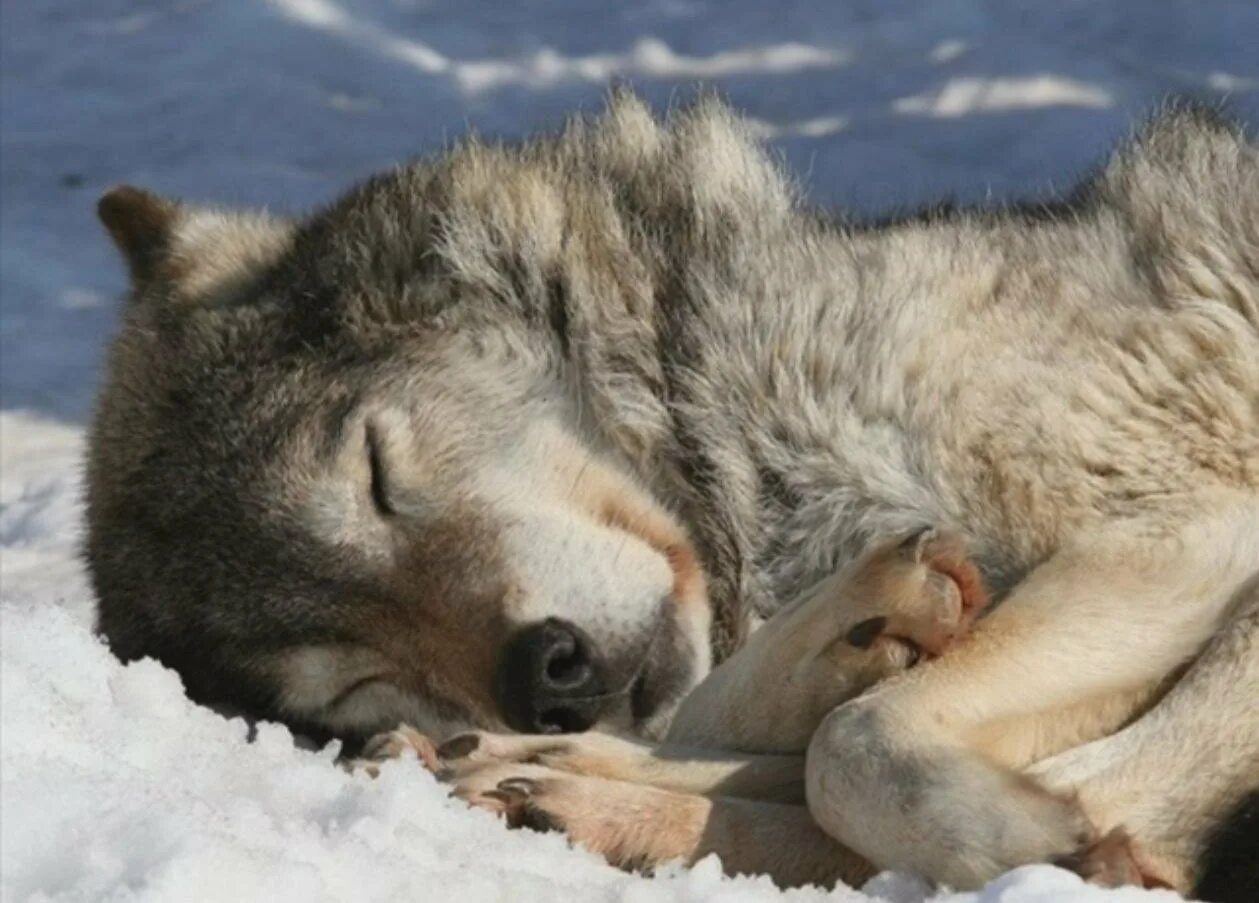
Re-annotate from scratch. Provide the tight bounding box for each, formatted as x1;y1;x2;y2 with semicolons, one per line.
87;93;1258;896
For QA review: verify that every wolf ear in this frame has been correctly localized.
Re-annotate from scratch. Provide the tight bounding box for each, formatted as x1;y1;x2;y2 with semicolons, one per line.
98;184;293;306
97;185;180;285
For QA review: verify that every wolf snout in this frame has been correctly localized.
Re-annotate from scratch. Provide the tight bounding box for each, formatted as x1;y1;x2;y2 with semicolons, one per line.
495;618;609;734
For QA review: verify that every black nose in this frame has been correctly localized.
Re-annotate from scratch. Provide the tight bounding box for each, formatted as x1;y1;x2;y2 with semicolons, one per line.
495;618;608;733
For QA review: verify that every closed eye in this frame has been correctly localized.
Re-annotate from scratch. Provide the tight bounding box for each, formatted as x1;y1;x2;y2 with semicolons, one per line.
365;423;394;516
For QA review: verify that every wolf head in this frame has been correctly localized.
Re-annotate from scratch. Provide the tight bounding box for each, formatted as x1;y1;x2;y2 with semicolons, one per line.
83;95;788;742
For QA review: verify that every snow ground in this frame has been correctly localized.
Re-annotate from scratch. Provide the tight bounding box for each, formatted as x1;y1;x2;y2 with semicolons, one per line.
2;1;1257;900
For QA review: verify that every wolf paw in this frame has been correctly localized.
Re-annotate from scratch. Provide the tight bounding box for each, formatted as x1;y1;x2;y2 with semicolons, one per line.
810;528;990;691
849;527;990;663
452;763;705;872
454;766;571;834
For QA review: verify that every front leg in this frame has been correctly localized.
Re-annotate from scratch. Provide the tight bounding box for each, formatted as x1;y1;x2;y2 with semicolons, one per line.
667;528;988;753
451;762;872;889
436;729;807;802
351;725;859;885
806;498;1259;888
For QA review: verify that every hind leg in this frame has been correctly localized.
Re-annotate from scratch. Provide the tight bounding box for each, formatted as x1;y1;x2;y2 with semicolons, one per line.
806;496;1259;889
1032;572;1259;895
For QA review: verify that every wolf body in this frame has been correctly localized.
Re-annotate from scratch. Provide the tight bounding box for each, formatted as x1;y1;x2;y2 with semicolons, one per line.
88;94;1258;896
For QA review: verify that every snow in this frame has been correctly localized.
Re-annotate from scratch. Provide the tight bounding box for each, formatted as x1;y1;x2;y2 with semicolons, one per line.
892;76;1112;117
2;1;1256;900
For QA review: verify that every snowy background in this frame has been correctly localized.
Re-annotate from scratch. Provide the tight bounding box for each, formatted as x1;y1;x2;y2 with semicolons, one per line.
2;1;1257;900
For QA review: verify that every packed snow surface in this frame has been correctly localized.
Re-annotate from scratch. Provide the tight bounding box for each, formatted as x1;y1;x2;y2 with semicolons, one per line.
3;1;1257;900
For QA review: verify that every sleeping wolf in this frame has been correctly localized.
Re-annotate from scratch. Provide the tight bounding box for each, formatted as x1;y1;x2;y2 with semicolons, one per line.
87;93;1258;898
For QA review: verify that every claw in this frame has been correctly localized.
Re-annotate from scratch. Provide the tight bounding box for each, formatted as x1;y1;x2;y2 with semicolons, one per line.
496;777;539;797
480;788;520;808
478;778;561;832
